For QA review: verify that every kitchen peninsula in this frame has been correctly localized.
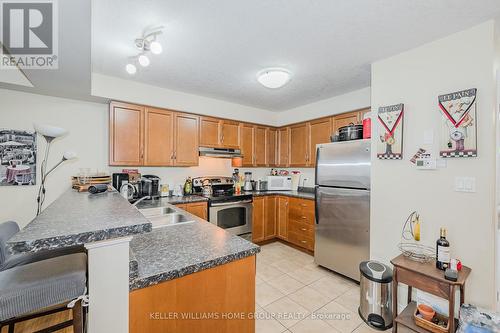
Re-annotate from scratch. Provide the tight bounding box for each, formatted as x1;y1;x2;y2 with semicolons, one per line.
7;189;259;333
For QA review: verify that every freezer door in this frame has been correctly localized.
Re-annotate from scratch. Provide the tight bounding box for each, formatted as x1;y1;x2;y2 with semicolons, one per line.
314;186;370;281
315;140;371;189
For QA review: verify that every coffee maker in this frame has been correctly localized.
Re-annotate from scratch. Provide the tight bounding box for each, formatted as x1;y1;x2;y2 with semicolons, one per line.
140;175;160;199
243;172;253;191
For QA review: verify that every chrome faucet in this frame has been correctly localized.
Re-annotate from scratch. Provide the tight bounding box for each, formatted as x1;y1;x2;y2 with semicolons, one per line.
132;196;151;206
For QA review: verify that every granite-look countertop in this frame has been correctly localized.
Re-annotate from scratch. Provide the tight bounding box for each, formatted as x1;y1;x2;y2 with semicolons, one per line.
129;210;260;291
7;189;152;254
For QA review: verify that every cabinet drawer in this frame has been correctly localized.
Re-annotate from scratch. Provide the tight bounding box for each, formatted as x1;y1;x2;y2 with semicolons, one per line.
289;198;314;210
288;219;314;237
288;231;314;251
288;209;315;224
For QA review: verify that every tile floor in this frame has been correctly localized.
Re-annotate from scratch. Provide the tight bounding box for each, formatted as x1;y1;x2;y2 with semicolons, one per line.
256;242;380;333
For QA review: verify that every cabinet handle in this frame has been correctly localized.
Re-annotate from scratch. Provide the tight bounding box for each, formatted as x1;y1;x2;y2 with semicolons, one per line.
301;216;307;219
301;228;307;231
301;240;307;244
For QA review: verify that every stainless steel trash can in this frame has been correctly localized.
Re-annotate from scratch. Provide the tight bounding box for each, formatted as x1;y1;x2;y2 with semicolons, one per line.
358;260;393;330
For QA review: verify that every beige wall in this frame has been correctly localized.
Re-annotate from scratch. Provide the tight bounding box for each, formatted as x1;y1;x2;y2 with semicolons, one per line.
371;21;497;308
0;89;109;227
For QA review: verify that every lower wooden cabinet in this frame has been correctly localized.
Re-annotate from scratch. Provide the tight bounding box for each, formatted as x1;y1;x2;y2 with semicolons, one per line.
175;202;208;220
252;195;314;252
252;197;265;242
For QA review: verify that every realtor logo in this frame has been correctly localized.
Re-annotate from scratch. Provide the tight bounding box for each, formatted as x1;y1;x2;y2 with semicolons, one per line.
0;0;58;69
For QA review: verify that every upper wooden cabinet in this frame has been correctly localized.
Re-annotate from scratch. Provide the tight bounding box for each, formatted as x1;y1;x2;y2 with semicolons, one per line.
332;111;360;134
240;124;255;167
144;108;175;166
220;120;240;148
174;113;199;166
109;102;144;166
199;117;220;148
289;123;309;167
309;117;333;167
277;127;290;167
199;117;240;149
266;128;277;167
109;102;199;167
254;126;267;167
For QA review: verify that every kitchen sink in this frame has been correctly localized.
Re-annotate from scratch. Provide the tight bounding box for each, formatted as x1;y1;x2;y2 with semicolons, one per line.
138;207;194;228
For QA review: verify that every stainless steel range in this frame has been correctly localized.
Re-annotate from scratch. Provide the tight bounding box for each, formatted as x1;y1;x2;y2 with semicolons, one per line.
192;176;252;237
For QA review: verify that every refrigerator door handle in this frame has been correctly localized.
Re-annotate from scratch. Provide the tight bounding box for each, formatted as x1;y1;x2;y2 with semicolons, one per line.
314;185;320;224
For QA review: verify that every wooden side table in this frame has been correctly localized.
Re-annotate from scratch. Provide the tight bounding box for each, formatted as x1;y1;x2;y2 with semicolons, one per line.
391;254;471;333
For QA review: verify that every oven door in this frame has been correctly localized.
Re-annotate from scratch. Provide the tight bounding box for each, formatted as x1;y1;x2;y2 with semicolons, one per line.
209;200;252;235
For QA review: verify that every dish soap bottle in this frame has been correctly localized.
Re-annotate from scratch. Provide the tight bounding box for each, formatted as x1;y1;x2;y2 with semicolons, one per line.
436;227;450;270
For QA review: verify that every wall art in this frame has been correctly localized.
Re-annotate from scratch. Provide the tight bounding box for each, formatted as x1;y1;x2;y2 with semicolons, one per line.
438;88;477;158
377;103;404;160
0;129;37;186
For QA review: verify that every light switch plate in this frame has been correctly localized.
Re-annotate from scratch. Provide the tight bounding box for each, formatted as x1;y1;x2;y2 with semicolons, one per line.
423;130;434;145
455;177;476;192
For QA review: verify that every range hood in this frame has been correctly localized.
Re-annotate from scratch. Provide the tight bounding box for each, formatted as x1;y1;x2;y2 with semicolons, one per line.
199;147;242;158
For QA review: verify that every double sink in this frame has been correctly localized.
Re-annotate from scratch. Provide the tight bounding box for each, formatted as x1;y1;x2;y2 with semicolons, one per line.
138;206;195;228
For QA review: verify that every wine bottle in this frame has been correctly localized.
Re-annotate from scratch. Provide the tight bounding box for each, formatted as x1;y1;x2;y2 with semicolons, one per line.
436;227;450;270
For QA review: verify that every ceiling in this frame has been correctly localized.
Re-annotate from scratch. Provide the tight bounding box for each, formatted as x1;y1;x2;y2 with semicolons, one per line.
92;0;500;111
0;0;100;101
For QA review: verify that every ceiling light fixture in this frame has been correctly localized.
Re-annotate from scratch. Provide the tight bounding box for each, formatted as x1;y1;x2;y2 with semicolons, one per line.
138;54;150;67
257;68;291;89
125;63;137;75
150;41;163;55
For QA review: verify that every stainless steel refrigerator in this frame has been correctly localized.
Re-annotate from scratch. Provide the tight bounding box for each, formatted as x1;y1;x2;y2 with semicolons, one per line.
314;139;371;281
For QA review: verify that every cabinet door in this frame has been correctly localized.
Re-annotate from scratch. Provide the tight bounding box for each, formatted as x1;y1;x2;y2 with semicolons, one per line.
240;124;255;167
254;126;267;166
185;202;207;220
143;107;175;166
174;113;199;166
264;196;277;240
309;117;332;167
109;102;144;166
252;197;265;242
332;111;360;134
199;117;221;147
220;121;240;149
266;128;277;167
277;196;288;240
277;127;290;167
289;123;309;167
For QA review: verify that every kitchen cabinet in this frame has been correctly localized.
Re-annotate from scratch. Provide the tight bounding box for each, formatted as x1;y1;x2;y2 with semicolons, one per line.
254;126;267;166
176;202;207;220
220;120;240;148
109;102;144;166
309;117;332;167
277;127;290;167
332;111;360;134
277;196;288;240
144;107;174;166
252;197;265;242
199;116;220;148
289;123;309;167
200;117;240;149
266;128;277;167
287;198;315;251
264;196;276;240
240;124;255;167
174;113;199;166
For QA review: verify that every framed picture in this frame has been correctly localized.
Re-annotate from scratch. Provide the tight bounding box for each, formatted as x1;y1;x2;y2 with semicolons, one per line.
438;88;477;158
0;129;37;186
377;103;404;160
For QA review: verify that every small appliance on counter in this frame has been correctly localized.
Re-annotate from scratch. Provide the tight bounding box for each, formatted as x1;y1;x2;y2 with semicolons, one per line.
112;173;129;191
243;172;253;191
140;175;160;199
359;260;393;330
338;123;364;141
266;176;292;190
255;180;268;191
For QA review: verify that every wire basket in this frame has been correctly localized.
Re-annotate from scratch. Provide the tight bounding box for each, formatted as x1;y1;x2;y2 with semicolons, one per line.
398;242;435;263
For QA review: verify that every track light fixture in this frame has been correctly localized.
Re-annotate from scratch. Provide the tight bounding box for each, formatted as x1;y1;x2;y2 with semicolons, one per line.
125;26;163;75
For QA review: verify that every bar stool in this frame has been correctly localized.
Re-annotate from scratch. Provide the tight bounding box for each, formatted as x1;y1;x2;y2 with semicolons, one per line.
0;221;87;332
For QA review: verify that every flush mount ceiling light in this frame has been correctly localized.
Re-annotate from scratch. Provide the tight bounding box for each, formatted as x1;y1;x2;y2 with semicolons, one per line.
125;26;163;75
257;68;291;89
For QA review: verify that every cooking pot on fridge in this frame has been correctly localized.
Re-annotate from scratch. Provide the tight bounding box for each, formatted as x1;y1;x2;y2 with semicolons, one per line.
338;123;363;141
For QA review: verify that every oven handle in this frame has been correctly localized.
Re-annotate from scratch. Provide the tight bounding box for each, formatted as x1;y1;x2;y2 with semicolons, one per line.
210;200;253;207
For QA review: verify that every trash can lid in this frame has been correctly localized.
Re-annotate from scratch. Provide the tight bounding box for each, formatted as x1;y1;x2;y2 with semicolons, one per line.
359;260;393;283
